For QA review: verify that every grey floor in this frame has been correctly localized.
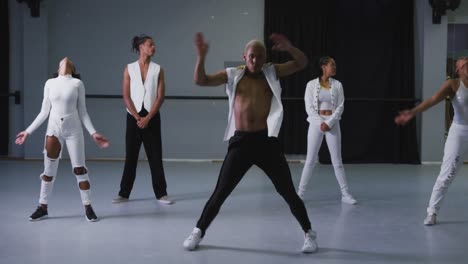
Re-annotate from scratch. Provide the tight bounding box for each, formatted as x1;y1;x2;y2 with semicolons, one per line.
1;160;468;264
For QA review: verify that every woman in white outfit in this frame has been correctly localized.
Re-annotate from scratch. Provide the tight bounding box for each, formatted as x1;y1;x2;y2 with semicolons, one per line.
395;56;468;226
297;56;357;205
15;57;109;222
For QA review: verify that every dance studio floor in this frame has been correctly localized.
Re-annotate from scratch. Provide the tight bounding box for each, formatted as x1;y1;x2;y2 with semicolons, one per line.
1;159;468;264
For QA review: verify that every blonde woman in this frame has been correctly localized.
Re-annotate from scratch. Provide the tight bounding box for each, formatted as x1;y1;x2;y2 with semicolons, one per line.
395;56;468;225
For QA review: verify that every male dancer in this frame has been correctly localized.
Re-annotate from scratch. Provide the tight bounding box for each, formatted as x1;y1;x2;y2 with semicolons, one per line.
183;32;318;253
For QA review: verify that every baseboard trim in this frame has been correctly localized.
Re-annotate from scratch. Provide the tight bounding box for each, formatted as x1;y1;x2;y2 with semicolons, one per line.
1;157;307;163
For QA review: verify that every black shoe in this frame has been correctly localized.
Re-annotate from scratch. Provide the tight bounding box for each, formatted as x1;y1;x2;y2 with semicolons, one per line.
85;205;98;222
29;206;48;221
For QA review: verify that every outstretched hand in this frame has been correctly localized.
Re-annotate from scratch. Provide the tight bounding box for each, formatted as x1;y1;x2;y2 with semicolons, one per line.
394;110;415;126
15;131;29;145
194;32;209;57
270;33;292;51
92;133;110;149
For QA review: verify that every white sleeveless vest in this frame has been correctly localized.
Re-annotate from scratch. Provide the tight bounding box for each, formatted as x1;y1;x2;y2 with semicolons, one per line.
127;61;161;113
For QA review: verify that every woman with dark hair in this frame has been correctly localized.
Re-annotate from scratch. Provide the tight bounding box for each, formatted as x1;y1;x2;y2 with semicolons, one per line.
15;57;109;221
395;56;468;225
297;56;357;205
112;34;172;204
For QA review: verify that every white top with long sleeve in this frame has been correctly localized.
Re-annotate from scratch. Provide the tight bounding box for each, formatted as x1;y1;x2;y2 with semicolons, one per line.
452;80;468;126
25;74;96;135
304;77;345;128
127;61;161;113
224;63;283;141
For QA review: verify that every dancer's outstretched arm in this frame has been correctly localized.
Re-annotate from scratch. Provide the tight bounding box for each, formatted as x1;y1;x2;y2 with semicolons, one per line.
270;33;308;78
395;80;456;126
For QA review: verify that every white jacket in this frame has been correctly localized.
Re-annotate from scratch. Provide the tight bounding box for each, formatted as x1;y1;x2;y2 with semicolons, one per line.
304;77;344;128
224;63;283;141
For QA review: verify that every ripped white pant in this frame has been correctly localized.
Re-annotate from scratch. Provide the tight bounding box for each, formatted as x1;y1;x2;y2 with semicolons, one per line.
39;112;91;206
427;123;468;215
298;117;350;195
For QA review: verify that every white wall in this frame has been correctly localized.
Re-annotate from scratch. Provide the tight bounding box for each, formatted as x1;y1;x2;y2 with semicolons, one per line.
8;0;24;158
415;0;447;162
9;0;52;159
10;0;468;162
414;0;468;162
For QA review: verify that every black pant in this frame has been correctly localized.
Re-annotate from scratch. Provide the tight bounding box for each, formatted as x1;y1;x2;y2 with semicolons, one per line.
119;109;167;199
196;130;312;235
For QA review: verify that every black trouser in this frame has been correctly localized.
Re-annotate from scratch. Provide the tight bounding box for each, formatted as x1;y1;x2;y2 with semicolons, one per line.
119;109;167;199
196;130;312;236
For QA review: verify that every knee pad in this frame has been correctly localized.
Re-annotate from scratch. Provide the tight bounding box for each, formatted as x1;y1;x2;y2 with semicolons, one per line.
42;153;60;178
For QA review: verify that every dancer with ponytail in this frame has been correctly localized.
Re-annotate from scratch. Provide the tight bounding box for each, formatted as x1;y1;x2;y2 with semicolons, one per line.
112;34;173;205
16;57;109;222
297;56;357;205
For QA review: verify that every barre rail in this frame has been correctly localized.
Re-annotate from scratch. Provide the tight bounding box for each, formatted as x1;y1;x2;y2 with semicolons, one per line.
0;92;419;104
85;94;420;103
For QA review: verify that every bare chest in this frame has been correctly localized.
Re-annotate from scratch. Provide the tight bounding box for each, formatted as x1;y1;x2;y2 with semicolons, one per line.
139;64;149;83
235;77;272;101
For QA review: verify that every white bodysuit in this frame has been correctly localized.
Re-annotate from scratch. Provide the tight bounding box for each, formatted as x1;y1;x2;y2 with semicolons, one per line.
26;74;96;137
25;74;96;205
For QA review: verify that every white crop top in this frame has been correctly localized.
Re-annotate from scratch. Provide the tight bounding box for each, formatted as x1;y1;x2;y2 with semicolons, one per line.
318;87;333;110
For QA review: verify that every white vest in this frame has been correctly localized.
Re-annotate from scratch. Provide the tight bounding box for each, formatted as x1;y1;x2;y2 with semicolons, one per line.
127;61;161;113
224;63;283;141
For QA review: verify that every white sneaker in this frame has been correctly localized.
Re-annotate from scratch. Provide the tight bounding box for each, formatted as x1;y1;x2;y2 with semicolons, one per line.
183;228;203;251
157;195;174;205
297;190;305;200
341;193;357;205
424;213;437;226
302;230;318;253
112;195;129;203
